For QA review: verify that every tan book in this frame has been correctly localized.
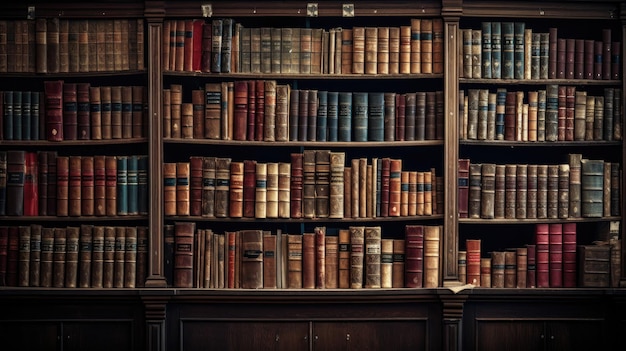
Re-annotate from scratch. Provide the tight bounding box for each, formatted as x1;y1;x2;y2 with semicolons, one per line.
255;162;267;219
100;86;112;139
176;162;190;216
364;27;378;74
420;19;433;74
349;226;365;289
170;84;183;138
377;27;390;75
124;226;137;288
480;257;492;288
315;226;326;289
266;162;279;218
410;19;421;74
263;232;276;289
389;27;400;74
380;238;394;288
287;234;303;289
352;27;365;74
325;235;339;289
341;28;352;74
329;152;345;219
458;250;467;286
364;226;381;288
400;25;411;74
392;239;405;288
229;161;244;218
423;225;440;288
181;102;193;139
110;85;123;139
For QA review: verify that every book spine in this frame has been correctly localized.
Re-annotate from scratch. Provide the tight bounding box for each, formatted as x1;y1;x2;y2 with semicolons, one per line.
117;156;128;216
174;222;195;288
466;239;481;286
349;226;365;289
364;226;381;288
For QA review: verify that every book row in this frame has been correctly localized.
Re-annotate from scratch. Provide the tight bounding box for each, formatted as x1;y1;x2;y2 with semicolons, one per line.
163;18;444;75
460;23;620;80
165;223;441;289
164;81;444;142
0;224;148;288
460;222;621;288
164;152;443;219
458;155;621;220
0;151;148;217
0;18;145;73
0;83;147;141
460;86;623;142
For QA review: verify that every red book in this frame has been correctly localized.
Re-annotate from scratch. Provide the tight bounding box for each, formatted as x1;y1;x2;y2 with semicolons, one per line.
183;19;194;72
201;21;212;72
404;225;424;288
380;157;391;217
395;93;406;141
388;158;402;217
255;80;265;141
192;19;204;72
56;156;70;217
77;82;91;140
94;155;106;216
44;80;64;141
68;156;82;217
548;223;563;288
290;153;303;218
62;82;78;140
189;156;203;216
174;221;195;288
562;222;577;287
526;244;536;288
457;159;470;218
233;80;248;141
504;91;516;141
81;156;94;216
584;39;595;79
243;159;257;218
246;80;257;141
465;239;481;286
227;231;236;288
23;152;38;216
535;223;549;288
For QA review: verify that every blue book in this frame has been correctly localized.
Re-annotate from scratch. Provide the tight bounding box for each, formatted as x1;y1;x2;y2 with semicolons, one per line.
22;91;31;140
383;93;396;141
482;22;492;79
513;22;525;79
31;92;40;140
368;92;384;141
501;22;514;79
127;155;138;215
2;91;12;140
116;156;128;216
491;22;502;79
289;89;299;141
137;155;148;215
13;91;22;140
352;92;368;142
545;85;559;141
495;88;506;140
316;90;328;141
338;92;352;142
327;91;338;141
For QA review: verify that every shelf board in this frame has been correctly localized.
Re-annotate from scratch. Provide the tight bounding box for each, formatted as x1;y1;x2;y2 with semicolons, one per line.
460;140;622;147
459;216;621;224
459;78;621;85
0;138;149;147
0;70;147;79
166;214;445;223
164;71;444;80
0;215;149;222
164;139;444;147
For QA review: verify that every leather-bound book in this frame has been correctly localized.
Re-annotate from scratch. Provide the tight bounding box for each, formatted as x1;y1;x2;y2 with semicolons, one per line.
137;155;148;216
174;222;195;288
480;257;491;288
324;234;338;289
214;157;231;218
232;80;248;141
578;244;610;287
275;84;289;142
377;27;389;75
78;224;93;288
581;158;604;218
388;27;400;74
52;227;67;288
548;223;563;287
480;163;496;219
100;85;112;139
263;232;277;289
409;19;421;74
457;159;470;219
611;41;621;80
404;225;424;288
79;156;94;216
504;164;517;219
239;229;263;289
388;159;402;217
289;153;303;219
340;28;353;74
302;150;316;218
204;82;221;140
516;247;527;288
21;152;37;217
44;80;64;141
246;80;256;141
558;164;570;219
328;152;345;219
516;164;528;219
163;162;177;216
380;238;393;288
611;163;620;216
536;165;548;219
395;93;405;141
180;102;193;139
466;239;481;286
62;82;78;140
39;227;54;288
264;80;277;141
131;85;144;138
278;162;291;219
562;222;577;288
527;164;538;219
362;226;381;289
287;234;303;289
379;158;390;217
68;155;82;217
574;90;587;141
423;226;440;288
75;82;91;140
175;161;190;216
4;227;18;286
34;18;48;73
301;232;315;289
123;226;137;288
46;18;60;73
315;150;331;218
112;226;126;288
201;156;217;218
17;226;31;287
135;226;148;287
383;92;396;142
392;238;405;288
254;162;267;219
468;163;482;219
116;156;128;216
352;27;365;74
110;86;123;139
337;229;350;289
349;226;365;289
63;226;79;288
404;92;416;141
490;251;505;288
254;80;265;141
26;224;41;287
56;156;70;217
364;27;378;75
526;244;536;288
91;226;104;288
189;156;203;217
547;164;559;219
343;166;352;218
242;159;257;218
503;250;516;288
338;91;352;142
169;84;182;138
88;86;102;140
266;162;279;219
229;161;244;218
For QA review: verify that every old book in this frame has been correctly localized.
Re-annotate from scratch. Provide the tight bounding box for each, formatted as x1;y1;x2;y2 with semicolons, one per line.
252;161;266;219
364;226;381;289
44;80;64;141
102;226;116;288
174;161;190;216
46;18;60;73
229;161;244;218
471;29;482;78
100;85;112;139
315;149;331;218
516;247;527;288
81;156;94;216
338;91;352;141
504;164;517;219
349;226;365;289
578;244;610;287
480;257;491;288
263;232;277;289
549;223;563;287
68;155;82;217
39;227;54;288
163;162;177;216
491;22;502;78
480;163;496;219
352;27;365;74
17;226;31;287
457;159;470;218
516;164;528;219
458;250;467;285
116;156;128;216
328;152;345;219
536;165;548;219
377;27;389;75
545;84;558;141
338;228;351;289
53;227;67;288
112;226;126;288
265;162;279;219
287;234;303;289
302;150;316;218
527;164;538;219
27;224;41;287
404;225;424;288
110;86;123;139
169;84;182;138
289;153;303;219
501;22;514;79
547;164;559;219
311;226;326;289
189;156;203;217
64;226;79;288
388;159;402;217
466;239;481;286
574;90;587;141
240;229;263;289
203;82;221;140
562;222;577;288
5;151;25;216
135;226;148;287
264;80;277;141
503;250;516;288
581;158;604;218
174;222;195;288
364;27;378;74
123;226;137;288
423;226;440;288
565;86;575;141
56;156;70;217
468;163;482;219
22;152;38;217
380;238;394;288
491;251;505;288
526;244;536;288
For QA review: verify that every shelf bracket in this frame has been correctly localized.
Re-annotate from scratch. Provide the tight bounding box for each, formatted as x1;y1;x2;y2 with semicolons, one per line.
342;3;354;17
307;3;318;17
27;6;35;20
201;3;212;18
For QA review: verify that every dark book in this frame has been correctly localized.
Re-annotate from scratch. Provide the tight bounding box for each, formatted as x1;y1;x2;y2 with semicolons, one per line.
214;157;231;218
480;163;496;219
220;19;233;73
23;152;38;217
101;85;113;139
81;156;94;216
78;224;93;288
501;22;514;79
17;225;31;287
306;89;318;141
468;163;482;219
123;226;137;288
246;80;257;141
189;156;203;217
240;229;263;289
545;84;559;141
516;247;527;288
368;92;384;142
0;227;8;286
494;164;505;219
491;251;505;288
457;159;470;219
315;150;331;218
578;244;610;287
513;22;525;79
76;83;91;139
562;222;576;288
63;227;78;288
364;226;381;289
302;232;315;289
504;250;516;288
201;156;216;218
516;164;528;219
44;80;64;141
68;155;82;217
135;226;148;287
63;83;78;140
233;80;248;141
535;224;549;288
56;156;70;217
349;226;365;289
404;92;416;141
404;225;424;288
505;164;517;219
495;88;506;140
302;150;316;219
481;22;492;79
338;92;352;142
242;159;256;218
52;227;66;288
526;244;536;288
491;22;502;79
6;150;25;216
527;164;538;219
39;227;54;288
383;92;396;141
116;156;128;216
174;222;195;288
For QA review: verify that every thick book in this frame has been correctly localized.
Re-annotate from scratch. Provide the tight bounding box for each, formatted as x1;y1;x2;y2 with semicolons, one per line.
480;163;496;219
6;150;25;216
263;232;277;289
381;238;394;288
491;251;505;288
81;155;94;216
423;226;440;288
404;225;424;288
102;226;116;288
23;152;38;216
329;152;345;219
174;222;195;288
17;226;31;287
578;244;610;287
116;156;129;216
163;162;177;216
481;257;491;288
315;149;331;218
364;226;381;289
175;161;190;216
241;229;263;289
581;158;604;218
466;239;481;286
44;80;64;141
68;155;82;217
28;224;42;287
468;163;482;219
349;226;365;289
53;227;66;288
302;150;316;219
64;226;79;288
457;159;470;218
254;162;267;219
290;153;303;219
504;250;516;288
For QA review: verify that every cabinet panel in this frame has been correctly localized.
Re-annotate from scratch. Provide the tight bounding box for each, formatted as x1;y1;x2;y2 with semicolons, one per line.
313;320;427;351
63;321;135;351
180;320;309;351
475;320;546;351
548;320;607;351
0;321;58;351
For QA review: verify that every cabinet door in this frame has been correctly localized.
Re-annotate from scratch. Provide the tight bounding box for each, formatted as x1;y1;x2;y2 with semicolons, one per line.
0;321;58;351
63;321;134;351
180;321;310;351
548;320;607;351
313;321;427;351
475;320;546;351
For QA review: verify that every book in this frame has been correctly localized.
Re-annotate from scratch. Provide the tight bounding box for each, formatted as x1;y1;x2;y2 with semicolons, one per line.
549;223;563;288
23;152;38;216
578;244;610;287
338;229;350;289
254;161;267;219
380;238;393;288
229;161;244;218
423;226;440;288
504;250;516;288
480;257;491;288
404;225;424;288
457;159;470;219
468;163;482;219
364;226;381;289
123;226;137;288
263;232;277;289
287;234;302;289
17;226;31;287
315;226;326;289
491;251;505;288
6;150;25;216
349;226;365;289
480;163;496;219
466;239;481;286
562;223;577;288
302;150;316;219
52;227;66;288
325;234;338;289
240;229;263;289
289;153;303;218
113;226;125;288
81;155;94;216
581;159;604;217
39;227;54;287
44;80;64;141
28;224;42;287
315;149;331;218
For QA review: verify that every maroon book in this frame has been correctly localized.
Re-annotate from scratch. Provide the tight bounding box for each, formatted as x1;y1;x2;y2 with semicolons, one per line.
457;159;470;219
465;239;481;286
504;91;516;141
77;82;91;140
290;153;303;218
44;80;64;141
255;80;265;141
594;40;603;80
535;223;550;288
37;152;49;216
81;156;94;216
404;225;424;288
557;85;566;141
246;80;256;141
562;222;577;288
380;157;391;217
0;226;7;286
243;159;257;218
23;152;39;216
574;39;584;80
584;39;595;79
189;156;203;217
557;38;566;79
565;38;575;80
526;244;536;288
62;82;78;140
395;93;406;141
548;223;563;288
233;80;248;141
6;226;19;286
173;221;195;288
602;29;611;80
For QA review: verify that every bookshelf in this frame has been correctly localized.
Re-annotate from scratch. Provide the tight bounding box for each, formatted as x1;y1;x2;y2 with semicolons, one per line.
0;1;625;351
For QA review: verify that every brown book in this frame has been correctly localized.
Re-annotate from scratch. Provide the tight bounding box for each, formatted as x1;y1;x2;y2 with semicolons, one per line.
64;226;79;288
201;156;216;218
102;226;115;288
176;162;190;216
57;19;68;73
350;158;360;218
349;226;365;289
52;227;67;288
468;163;482;219
504;164;517;219
420;19;433;74
341;28;353;74
338;229;350;289
515;164;528;219
266;163;279;219
466;239;481;286
363;226;381;289
77;224;94;288
26;224;41;287
55;156;70;217
132;85;144;138
364;27;378;74
123;226;137;288
169;84;182;138
163;162;177;216
181;102;194;139
392;238;406;288
112;226;126;288
380;238;394;288
377;27;389;75
162;88;171;138
68;156;82;217
578;244;610;287
90;226;104;288
189;156;203;217
290;153;303;218
423;226;440;288
240;229;263;289
44;80;64;141
135;226;148;287
490;251;504;288
39;227;54;288
17;226;31;287
277;162;291;219
325;234;339;289
343;166;352;218
214;157;231;218
80;156;94;216
479;257;491;288
388;159;402;217
174;222;195;288
352;27;365;74
329;152;345;219
263;232;277;289
162;20;171;70
547;164;559;219
287;234;303;289
229;161;244;218
100;85;112;139
203;82;221;140
404;225;424;288
302;232;315;289
389;27;400;74
110;86;123;139
502;250;516;288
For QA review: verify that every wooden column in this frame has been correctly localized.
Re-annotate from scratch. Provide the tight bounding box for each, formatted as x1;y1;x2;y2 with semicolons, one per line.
142;295;169;351
440;293;467;351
